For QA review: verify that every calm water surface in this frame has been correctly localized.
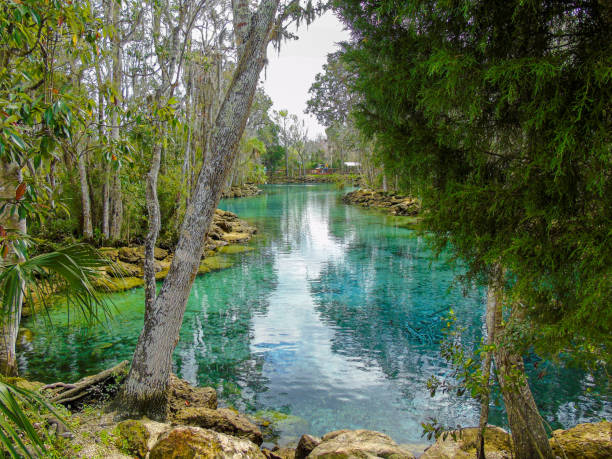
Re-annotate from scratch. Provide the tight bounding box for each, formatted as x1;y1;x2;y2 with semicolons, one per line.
18;184;610;444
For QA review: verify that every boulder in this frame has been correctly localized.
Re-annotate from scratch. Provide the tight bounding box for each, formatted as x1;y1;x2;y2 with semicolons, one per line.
295;434;320;459
154;247;169;260
308;429;415;458
420;426;512;459
166;374;217;419
550;421;612;459
263;447;296;459
118;246;144;264
109;260;142;278
175;407;263;445
116;419;150;458
100;247;120;261
149;426;266;459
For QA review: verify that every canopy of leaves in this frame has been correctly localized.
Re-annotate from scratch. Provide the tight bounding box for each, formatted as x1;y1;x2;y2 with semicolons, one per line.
333;0;612;365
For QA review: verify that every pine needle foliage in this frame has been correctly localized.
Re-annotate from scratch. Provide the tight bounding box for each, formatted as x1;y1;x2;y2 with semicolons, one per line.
334;0;612;365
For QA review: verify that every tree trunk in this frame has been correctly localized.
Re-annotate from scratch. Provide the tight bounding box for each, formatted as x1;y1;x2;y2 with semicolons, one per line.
490;267;554;459
78;152;93;240
477;268;501;459
109;0;123;241
119;0;280;419
0;163;26;376
109;173;122;240
144;141;162;310
102;165;110;239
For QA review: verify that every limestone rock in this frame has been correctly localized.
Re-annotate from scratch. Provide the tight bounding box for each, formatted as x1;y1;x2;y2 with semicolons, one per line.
166;374;217;419
150;426;265;459
154;247;169;260
308;429;415;458
263;447;296;459
550;421;612;459
420;426;512;459
116;419;150;458
295;434;320;459
118;246;144;264
175;407;263;445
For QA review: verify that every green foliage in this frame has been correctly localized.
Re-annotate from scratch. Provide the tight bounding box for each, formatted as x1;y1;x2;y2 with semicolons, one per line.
0;242;113;324
334;0;612;366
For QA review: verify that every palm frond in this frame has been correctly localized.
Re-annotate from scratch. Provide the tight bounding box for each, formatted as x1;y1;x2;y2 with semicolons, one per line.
0;380;64;458
0;243;115;325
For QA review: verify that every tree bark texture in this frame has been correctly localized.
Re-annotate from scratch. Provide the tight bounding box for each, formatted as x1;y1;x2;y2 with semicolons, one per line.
477;268;501;459
144;142;162;310
0;163;26;376
120;0;280;419
489;266;554;459
78;151;93;240
109;0;123;241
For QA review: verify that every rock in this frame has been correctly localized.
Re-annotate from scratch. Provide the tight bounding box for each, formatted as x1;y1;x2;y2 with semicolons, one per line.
343;189;420;216
4;377;44;392
175;407;263;446
118;246;144;264
109;260;142;278
420;426;512;459
149;426;266;459
94;275;145;292
166;374;217;419
222;232;252;243
154;247;169;260
308;429;415;458
295;434;320;459
264;447;296;459
116;420;150;458
100;247;120;261
550;421;612;459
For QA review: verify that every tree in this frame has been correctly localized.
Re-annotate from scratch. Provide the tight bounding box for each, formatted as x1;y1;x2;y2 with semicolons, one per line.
333;0;611;457
119;0;286;419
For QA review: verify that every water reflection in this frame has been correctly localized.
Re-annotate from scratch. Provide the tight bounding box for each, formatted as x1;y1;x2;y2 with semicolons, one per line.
18;184;610;444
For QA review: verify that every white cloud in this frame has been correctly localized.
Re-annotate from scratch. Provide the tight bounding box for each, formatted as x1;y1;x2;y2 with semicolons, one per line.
262;11;350;137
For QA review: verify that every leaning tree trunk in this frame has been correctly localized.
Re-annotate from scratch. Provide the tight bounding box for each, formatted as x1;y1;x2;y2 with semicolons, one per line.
489;266;554;459
120;0;280;419
0;162;26;376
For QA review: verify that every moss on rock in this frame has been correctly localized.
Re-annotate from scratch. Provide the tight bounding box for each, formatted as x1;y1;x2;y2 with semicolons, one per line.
217;244;255;255
116;419;150;458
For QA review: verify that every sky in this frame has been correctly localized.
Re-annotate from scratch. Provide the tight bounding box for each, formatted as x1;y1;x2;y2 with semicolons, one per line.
262;11;350;138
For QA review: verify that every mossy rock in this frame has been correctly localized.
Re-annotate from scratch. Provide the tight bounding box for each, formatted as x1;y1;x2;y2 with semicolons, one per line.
95;276;144;292
116;419;150;458
252;410;309;438
150;426;266;459
3;377;44;392
156;268;170;280
199;256;233;273
217;244;255;255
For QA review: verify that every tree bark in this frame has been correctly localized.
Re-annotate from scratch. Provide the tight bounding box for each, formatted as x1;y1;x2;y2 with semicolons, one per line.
109;0;123;241
0;163;26;376
144;141;162;310
120;0;280;419
489;267;554;459
78;151;93;240
477;267;501;459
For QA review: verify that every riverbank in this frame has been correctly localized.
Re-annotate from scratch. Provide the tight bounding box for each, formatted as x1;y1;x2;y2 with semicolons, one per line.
8;367;611;459
95;209;256;293
21;209;257;317
343;188;420;216
222;183;262;198
266;174;360;185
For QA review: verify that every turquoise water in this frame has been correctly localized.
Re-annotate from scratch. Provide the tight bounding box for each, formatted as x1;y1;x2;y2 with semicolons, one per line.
18;184;610;444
